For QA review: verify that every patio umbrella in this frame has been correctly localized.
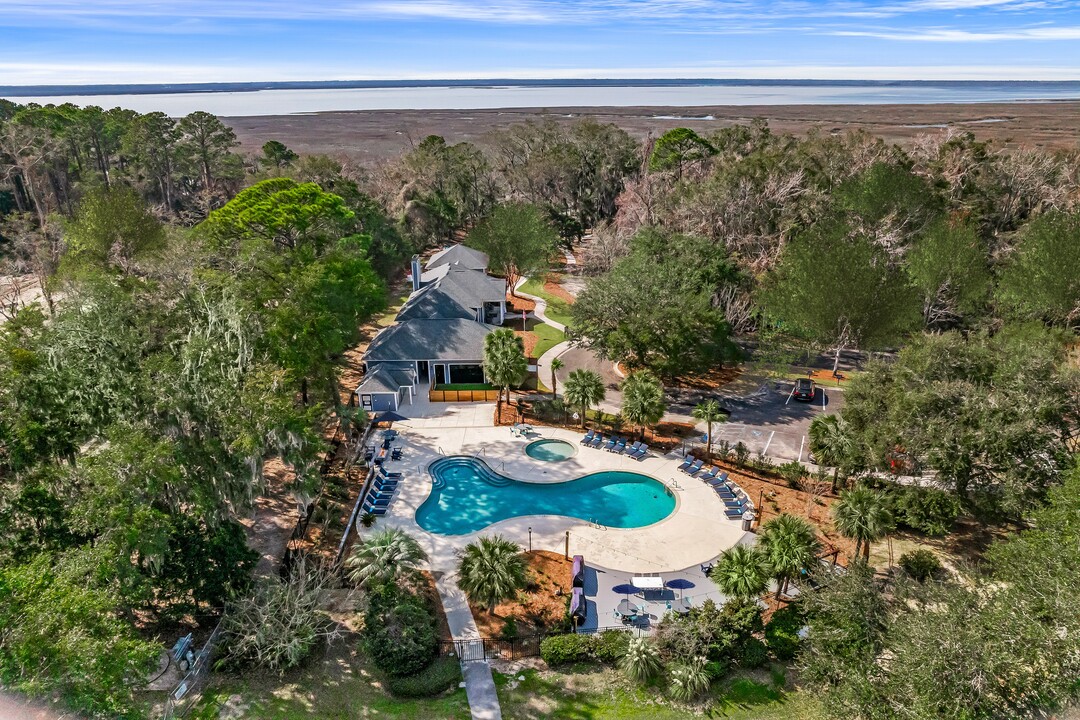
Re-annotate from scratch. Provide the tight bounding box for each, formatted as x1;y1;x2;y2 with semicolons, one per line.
612;583;638;598
371;411;409;425
665;578;695;598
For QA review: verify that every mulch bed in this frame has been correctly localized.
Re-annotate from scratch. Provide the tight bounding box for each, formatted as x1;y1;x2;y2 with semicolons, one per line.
542;277;576;305
470;551;572;638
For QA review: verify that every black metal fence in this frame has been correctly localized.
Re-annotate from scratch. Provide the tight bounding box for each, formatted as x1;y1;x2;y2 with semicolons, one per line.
440;634;548;663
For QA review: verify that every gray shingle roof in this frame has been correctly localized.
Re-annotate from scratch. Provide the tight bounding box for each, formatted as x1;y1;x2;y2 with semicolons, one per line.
355;366;415;395
396;281;477;322
365;319;494;362
426;244;489;271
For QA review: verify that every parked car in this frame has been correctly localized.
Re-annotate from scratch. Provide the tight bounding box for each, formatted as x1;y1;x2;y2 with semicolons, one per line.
793;378;816;401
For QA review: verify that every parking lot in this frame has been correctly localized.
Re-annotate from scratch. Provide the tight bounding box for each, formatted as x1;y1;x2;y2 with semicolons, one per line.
708;379;844;465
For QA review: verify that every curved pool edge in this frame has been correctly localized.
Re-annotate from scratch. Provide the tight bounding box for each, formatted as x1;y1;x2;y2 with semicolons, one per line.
416;454;679;536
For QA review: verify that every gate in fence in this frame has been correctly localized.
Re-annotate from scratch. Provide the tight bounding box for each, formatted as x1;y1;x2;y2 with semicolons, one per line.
161;619;223;719
441;634;547;663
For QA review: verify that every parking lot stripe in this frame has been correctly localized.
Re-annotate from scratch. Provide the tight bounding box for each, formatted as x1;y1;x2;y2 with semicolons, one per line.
822;390;827;409
785;385;795;405
798;435;805;462
762;431;775;455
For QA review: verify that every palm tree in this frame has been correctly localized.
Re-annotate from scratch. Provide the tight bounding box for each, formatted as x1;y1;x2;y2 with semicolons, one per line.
549;357;564;400
808;414;855;493
709;544;771;601
621;371;666;440
456;535;529;614
832;486;893;563
483;328;528;417
692;400;726;461
563;368;606;428
758;513;821;599
345;528;428;589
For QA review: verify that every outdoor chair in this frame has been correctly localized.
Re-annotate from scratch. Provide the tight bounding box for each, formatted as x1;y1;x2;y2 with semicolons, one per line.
603;436;618;451
581;430;595;445
699;467;719;482
682;459;703;475
391;446;403;460
590;433;605;448
366;495;391;507
362;502;388;516
677;457;694;472
611;438;626;454
378;467;403;479
632;444;649;460
724;497;746;510
724;507;744;519
626;440;642;455
373;478;398;491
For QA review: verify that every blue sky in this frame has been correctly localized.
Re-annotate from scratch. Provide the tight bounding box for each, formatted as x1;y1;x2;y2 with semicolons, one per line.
2;0;1079;85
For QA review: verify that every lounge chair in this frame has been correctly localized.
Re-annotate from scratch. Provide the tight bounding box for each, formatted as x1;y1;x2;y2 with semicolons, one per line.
682;459;703;475
677;456;694;472
699;467;719;482
581;430;595;445
366;495;391;507
378;467;403;479
603;436;618;451
717;472;729;484
715;489;737;502
362;502;388;516
706;475;727;487
626;441;642;455
373;477;398;490
590;433;605;448
611;438;626;454
724;507;744;519
724;498;746;510
631;444;649;460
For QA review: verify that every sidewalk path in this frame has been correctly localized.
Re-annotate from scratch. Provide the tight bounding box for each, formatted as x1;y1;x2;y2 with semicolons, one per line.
434;572;503;720
514;277;565;332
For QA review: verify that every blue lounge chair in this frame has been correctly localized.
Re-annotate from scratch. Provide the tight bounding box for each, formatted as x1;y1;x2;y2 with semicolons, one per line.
682;459;703;475
603;436;618;451
724;507;744;519
699;467;719;482
590;433;605;448
366;496;391;507
631;444;649;460
706;475;727;486
378;468;403;480
363;502;388;516
374;477;398;490
626;441;642;455
612;438;627;454
581;430;595;445
724;498;746;510
717;472;729;483
677;456;694;472
715;489;737;501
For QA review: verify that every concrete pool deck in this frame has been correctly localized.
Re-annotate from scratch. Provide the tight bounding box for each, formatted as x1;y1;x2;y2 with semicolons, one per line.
368;414;752;574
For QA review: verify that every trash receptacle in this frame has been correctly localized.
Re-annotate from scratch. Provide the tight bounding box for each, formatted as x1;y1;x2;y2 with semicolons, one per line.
742;511;755;532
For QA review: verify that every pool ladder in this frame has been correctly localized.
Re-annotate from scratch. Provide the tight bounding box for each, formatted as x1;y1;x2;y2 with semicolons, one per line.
588;518;606;530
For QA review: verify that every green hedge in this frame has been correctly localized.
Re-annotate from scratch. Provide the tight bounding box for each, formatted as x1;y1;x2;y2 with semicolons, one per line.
386;657;462;697
765;606;804;662
540;633;597;665
894;486;960;536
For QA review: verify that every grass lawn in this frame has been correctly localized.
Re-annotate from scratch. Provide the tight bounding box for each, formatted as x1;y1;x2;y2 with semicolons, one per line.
188;638;470;720
531;322;566;360
494;666;822;720
518;277;574;328
434;383;495;391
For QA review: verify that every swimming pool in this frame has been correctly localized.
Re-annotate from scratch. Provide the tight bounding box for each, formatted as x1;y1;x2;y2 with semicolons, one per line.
416;456;676;536
524;439;576;462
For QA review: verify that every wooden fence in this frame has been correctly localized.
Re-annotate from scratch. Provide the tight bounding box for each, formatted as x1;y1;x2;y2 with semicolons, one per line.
428;388;500;403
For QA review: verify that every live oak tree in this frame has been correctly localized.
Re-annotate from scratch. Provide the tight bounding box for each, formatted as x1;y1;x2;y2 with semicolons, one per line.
998;210;1080;328
466;201;558;295
759;218;922;374
905;216;991;328
62;185;165;276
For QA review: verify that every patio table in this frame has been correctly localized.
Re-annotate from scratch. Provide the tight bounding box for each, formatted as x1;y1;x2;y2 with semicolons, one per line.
616;599;640;617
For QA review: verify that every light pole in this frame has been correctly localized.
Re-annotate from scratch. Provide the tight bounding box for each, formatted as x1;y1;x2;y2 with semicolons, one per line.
528;526;533;553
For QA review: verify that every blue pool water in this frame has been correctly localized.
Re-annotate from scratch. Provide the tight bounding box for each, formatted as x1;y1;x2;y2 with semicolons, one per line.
416;456;676;536
525;439;576;462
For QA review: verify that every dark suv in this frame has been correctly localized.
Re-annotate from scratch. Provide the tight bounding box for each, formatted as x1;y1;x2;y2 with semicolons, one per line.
793;378;816;401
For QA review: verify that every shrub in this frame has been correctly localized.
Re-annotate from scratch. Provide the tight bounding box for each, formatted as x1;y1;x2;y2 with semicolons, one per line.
895;487;960;536
668;656;711;701
594;629;631;663
899;549;942;582
733;441;750;467
778;461;807;489
499;616;519;641
736;637;769;669
765;606;804;662
386;657;462;697
540;633;595;665
361;585;438;677
721;597;765;637
704;659;730;680
619;636;662;682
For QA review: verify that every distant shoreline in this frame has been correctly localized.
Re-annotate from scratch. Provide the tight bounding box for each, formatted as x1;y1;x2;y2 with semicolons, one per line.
4;77;1080;98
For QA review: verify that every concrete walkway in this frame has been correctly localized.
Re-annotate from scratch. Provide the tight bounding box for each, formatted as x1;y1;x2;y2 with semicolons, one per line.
514;276;566;332
434;572;503;720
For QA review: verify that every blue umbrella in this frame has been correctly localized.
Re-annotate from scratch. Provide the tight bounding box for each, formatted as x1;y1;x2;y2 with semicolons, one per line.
612;583;638;597
665;578;695;597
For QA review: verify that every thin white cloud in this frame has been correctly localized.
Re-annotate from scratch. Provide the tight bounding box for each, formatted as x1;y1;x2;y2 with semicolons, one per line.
835;24;1080;40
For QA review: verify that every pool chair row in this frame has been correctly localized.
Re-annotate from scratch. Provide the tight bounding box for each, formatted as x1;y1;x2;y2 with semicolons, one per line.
579;430;649;460
361;467;402;516
676;458;754;519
